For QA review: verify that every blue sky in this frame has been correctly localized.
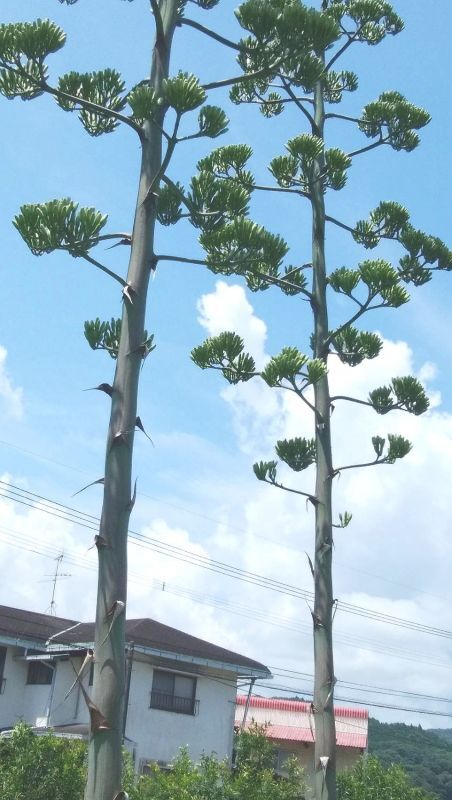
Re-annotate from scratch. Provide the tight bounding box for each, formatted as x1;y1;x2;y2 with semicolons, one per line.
1;0;452;728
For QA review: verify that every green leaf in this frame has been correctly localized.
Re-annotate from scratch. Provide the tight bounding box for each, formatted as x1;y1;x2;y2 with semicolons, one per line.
200;218;288;280
279;266;309;296
260;92;283;118
127;84;160;125
0;19;66;100
253;460;278;483
269;155;299;188
261;347;309;387
368;385;393;414
198;105;229;138
333;327;382;366
156;182;184;226
191;332;256;384
344;1;404;44
275;437;316;472
14;199;107;256
360;91;430;151
287;133;323;163
306;359;328;385
369;377;429;416
198;144;254;185
386;433;412;463
338;511;353;528
84;318;122;359
391;376;429;415
324;148;351;190
353;200;411;248
371;435;385;458
323;70;358;104
0;19;66;62
328;267;361;295
358;259;410;305
188;171;250;232
57;69;126;135
162;72;205;113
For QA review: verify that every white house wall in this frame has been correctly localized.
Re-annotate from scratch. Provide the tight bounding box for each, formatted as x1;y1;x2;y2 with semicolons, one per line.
125;660;236;768
0;646;53;728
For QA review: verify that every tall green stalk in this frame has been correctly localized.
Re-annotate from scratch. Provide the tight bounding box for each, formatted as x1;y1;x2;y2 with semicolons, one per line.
85;7;179;798
311;72;337;799
191;4;451;799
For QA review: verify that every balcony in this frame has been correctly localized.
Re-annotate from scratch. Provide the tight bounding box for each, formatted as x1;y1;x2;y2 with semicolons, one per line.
150;690;199;716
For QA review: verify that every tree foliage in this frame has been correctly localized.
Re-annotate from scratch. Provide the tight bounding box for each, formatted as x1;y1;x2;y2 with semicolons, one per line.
337;755;435;800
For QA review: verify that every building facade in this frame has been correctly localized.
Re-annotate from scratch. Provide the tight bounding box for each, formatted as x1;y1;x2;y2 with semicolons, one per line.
0;605;271;770
235;694;368;779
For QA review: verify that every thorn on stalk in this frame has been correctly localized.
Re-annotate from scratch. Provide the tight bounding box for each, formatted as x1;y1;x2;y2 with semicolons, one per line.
100;600;126;646
305;551;315;579
72;478;105;497
65;650;94;700
136;416;154;444
110;431;130;449
93;535;111;550
106;236;132;250
84;383;114;397
127;479;137;512
311;610;323;629
122;284;136;305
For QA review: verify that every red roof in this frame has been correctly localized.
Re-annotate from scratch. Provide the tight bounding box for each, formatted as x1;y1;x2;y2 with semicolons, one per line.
236;695;368;720
263;724;367;749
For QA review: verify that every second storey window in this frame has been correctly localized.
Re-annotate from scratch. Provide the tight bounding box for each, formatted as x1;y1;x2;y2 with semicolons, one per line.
26;657;54;685
150;670;198;715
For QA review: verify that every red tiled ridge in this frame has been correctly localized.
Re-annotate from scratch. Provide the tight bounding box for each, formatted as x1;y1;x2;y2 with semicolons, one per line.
261;724;367;749
236;694;368;720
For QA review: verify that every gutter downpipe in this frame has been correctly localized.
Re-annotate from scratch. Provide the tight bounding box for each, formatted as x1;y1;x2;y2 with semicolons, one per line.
122;642;134;741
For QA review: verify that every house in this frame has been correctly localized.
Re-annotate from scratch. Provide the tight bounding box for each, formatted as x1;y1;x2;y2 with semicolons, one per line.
235;695;368;777
0;605;271;771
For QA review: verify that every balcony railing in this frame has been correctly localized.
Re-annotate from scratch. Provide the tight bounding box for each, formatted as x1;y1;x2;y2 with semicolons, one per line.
150;690;199;716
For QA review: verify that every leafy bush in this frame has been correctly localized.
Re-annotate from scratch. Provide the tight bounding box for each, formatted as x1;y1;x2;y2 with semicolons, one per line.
0;723;86;800
337;755;435;800
130;724;306;800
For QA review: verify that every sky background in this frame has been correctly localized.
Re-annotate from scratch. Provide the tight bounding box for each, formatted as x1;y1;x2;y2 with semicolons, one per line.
1;0;452;731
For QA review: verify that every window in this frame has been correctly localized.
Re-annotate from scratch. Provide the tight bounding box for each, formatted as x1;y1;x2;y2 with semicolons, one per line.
150;670;198;715
26;655;54;686
0;647;6;694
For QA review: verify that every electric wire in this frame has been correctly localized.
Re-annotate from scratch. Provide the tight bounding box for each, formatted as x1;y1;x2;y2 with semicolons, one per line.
2;480;452;643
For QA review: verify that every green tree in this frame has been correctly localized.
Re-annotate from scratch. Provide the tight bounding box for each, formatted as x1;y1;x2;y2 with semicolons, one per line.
189;3;452;799
0;723;86;800
337;756;434;800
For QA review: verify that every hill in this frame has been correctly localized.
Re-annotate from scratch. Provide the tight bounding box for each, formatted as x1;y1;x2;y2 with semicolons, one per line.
369;718;452;800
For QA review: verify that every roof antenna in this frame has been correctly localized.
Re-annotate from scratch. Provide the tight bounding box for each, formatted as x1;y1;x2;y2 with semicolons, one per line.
42;554;71;616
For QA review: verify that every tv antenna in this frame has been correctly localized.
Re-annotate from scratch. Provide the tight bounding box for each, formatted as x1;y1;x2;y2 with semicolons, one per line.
41;554;71;616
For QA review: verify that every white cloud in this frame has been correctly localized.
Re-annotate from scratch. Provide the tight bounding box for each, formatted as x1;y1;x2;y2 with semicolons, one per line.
0;345;23;420
190;282;452;726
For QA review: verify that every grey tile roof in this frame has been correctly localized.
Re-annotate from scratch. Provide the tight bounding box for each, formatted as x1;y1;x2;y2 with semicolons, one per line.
0;605;270;675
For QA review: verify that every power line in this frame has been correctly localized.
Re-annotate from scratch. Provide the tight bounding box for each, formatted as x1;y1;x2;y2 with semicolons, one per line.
1;526;452;719
1;438;448;605
0;524;451;674
254;682;452;719
1;480;452;642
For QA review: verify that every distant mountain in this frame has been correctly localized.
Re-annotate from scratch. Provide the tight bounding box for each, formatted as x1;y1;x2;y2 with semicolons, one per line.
430;729;452;744
369;718;452;800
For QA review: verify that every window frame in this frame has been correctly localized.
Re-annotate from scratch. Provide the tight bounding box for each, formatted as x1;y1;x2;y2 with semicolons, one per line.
150;669;198;716
26;655;55;686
